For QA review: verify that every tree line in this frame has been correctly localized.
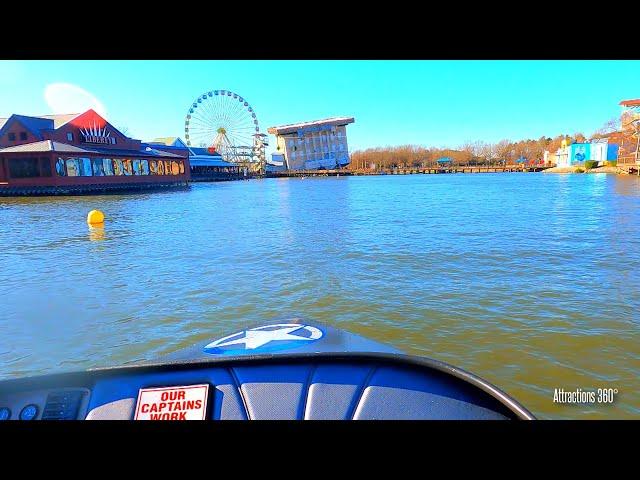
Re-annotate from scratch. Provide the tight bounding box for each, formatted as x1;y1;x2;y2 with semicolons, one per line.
348;118;634;170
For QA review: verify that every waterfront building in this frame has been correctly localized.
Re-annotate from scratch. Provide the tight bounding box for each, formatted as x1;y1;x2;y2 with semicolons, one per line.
550;139;618;168
267;117;354;170
0;109;189;196
148;137;241;181
590;139;619;164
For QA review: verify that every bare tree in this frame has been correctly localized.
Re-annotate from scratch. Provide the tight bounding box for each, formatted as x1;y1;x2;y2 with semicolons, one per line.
573;132;587;143
459;141;476;165
479;142;496;165
494;139;511;164
591;117;620;139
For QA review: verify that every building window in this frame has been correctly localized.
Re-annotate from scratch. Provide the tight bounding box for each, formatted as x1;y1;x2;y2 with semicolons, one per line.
65;157;93;176
92;158;107;176
103;159;115;176
55;158;66;176
67;132;74;142
90;158;115;176
149;160;158;175
122;159;133;175
80;157;92;176
8;132;16;141
140;159;150;175
40;157;52;177
113;159;124;175
65;158;80;176
19;132;27;141
8;157;40;178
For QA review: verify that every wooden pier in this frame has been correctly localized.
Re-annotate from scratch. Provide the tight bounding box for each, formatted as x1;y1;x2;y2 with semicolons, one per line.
617;156;640;175
266;165;551;178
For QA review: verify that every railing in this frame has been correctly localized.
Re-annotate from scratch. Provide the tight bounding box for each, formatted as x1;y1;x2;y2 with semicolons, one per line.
617;154;639;165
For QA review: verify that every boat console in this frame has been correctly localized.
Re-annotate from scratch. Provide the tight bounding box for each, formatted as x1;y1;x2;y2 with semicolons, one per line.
0;323;535;420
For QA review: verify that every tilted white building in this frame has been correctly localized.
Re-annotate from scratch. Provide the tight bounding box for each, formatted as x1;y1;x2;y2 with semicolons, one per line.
267;117;355;170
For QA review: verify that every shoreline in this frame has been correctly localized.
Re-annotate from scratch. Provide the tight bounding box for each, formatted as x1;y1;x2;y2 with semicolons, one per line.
542;165;637;175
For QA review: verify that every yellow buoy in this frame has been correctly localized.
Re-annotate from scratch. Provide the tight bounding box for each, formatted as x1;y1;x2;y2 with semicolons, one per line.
87;209;105;225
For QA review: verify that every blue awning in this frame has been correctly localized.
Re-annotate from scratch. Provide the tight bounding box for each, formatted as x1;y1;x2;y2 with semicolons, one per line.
189;155;238;167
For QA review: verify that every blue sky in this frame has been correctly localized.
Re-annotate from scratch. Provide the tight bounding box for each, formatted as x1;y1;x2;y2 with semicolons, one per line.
1;60;639;154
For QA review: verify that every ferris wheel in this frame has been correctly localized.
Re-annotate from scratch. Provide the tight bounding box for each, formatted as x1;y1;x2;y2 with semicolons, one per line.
184;90;260;163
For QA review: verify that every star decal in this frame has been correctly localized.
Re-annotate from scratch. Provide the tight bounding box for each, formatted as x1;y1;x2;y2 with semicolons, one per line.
214;325;314;350
203;324;324;355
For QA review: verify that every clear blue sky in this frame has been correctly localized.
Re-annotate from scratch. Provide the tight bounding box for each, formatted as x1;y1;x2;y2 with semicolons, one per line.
1;60;639;154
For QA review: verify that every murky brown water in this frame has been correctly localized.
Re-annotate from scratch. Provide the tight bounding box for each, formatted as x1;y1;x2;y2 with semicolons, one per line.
1;173;639;419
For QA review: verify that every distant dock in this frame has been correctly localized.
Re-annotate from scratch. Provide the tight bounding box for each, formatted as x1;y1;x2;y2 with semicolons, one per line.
266;165;551;178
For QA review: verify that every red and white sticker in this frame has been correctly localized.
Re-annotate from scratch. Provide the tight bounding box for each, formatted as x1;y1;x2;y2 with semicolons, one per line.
134;384;209;420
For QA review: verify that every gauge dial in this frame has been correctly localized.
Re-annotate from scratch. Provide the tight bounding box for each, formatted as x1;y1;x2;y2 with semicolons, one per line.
19;404;38;421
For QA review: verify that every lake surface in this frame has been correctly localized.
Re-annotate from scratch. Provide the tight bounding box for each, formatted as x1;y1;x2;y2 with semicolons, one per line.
1;173;639;419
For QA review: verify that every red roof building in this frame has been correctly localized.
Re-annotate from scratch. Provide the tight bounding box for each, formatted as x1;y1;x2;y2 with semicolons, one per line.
0;109;190;196
619;99;640;108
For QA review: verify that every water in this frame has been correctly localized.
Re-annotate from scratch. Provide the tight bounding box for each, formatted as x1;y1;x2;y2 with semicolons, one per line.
1;173;639;419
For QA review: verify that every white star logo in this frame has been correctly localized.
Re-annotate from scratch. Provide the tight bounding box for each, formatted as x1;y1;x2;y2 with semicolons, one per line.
204;324;323;352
